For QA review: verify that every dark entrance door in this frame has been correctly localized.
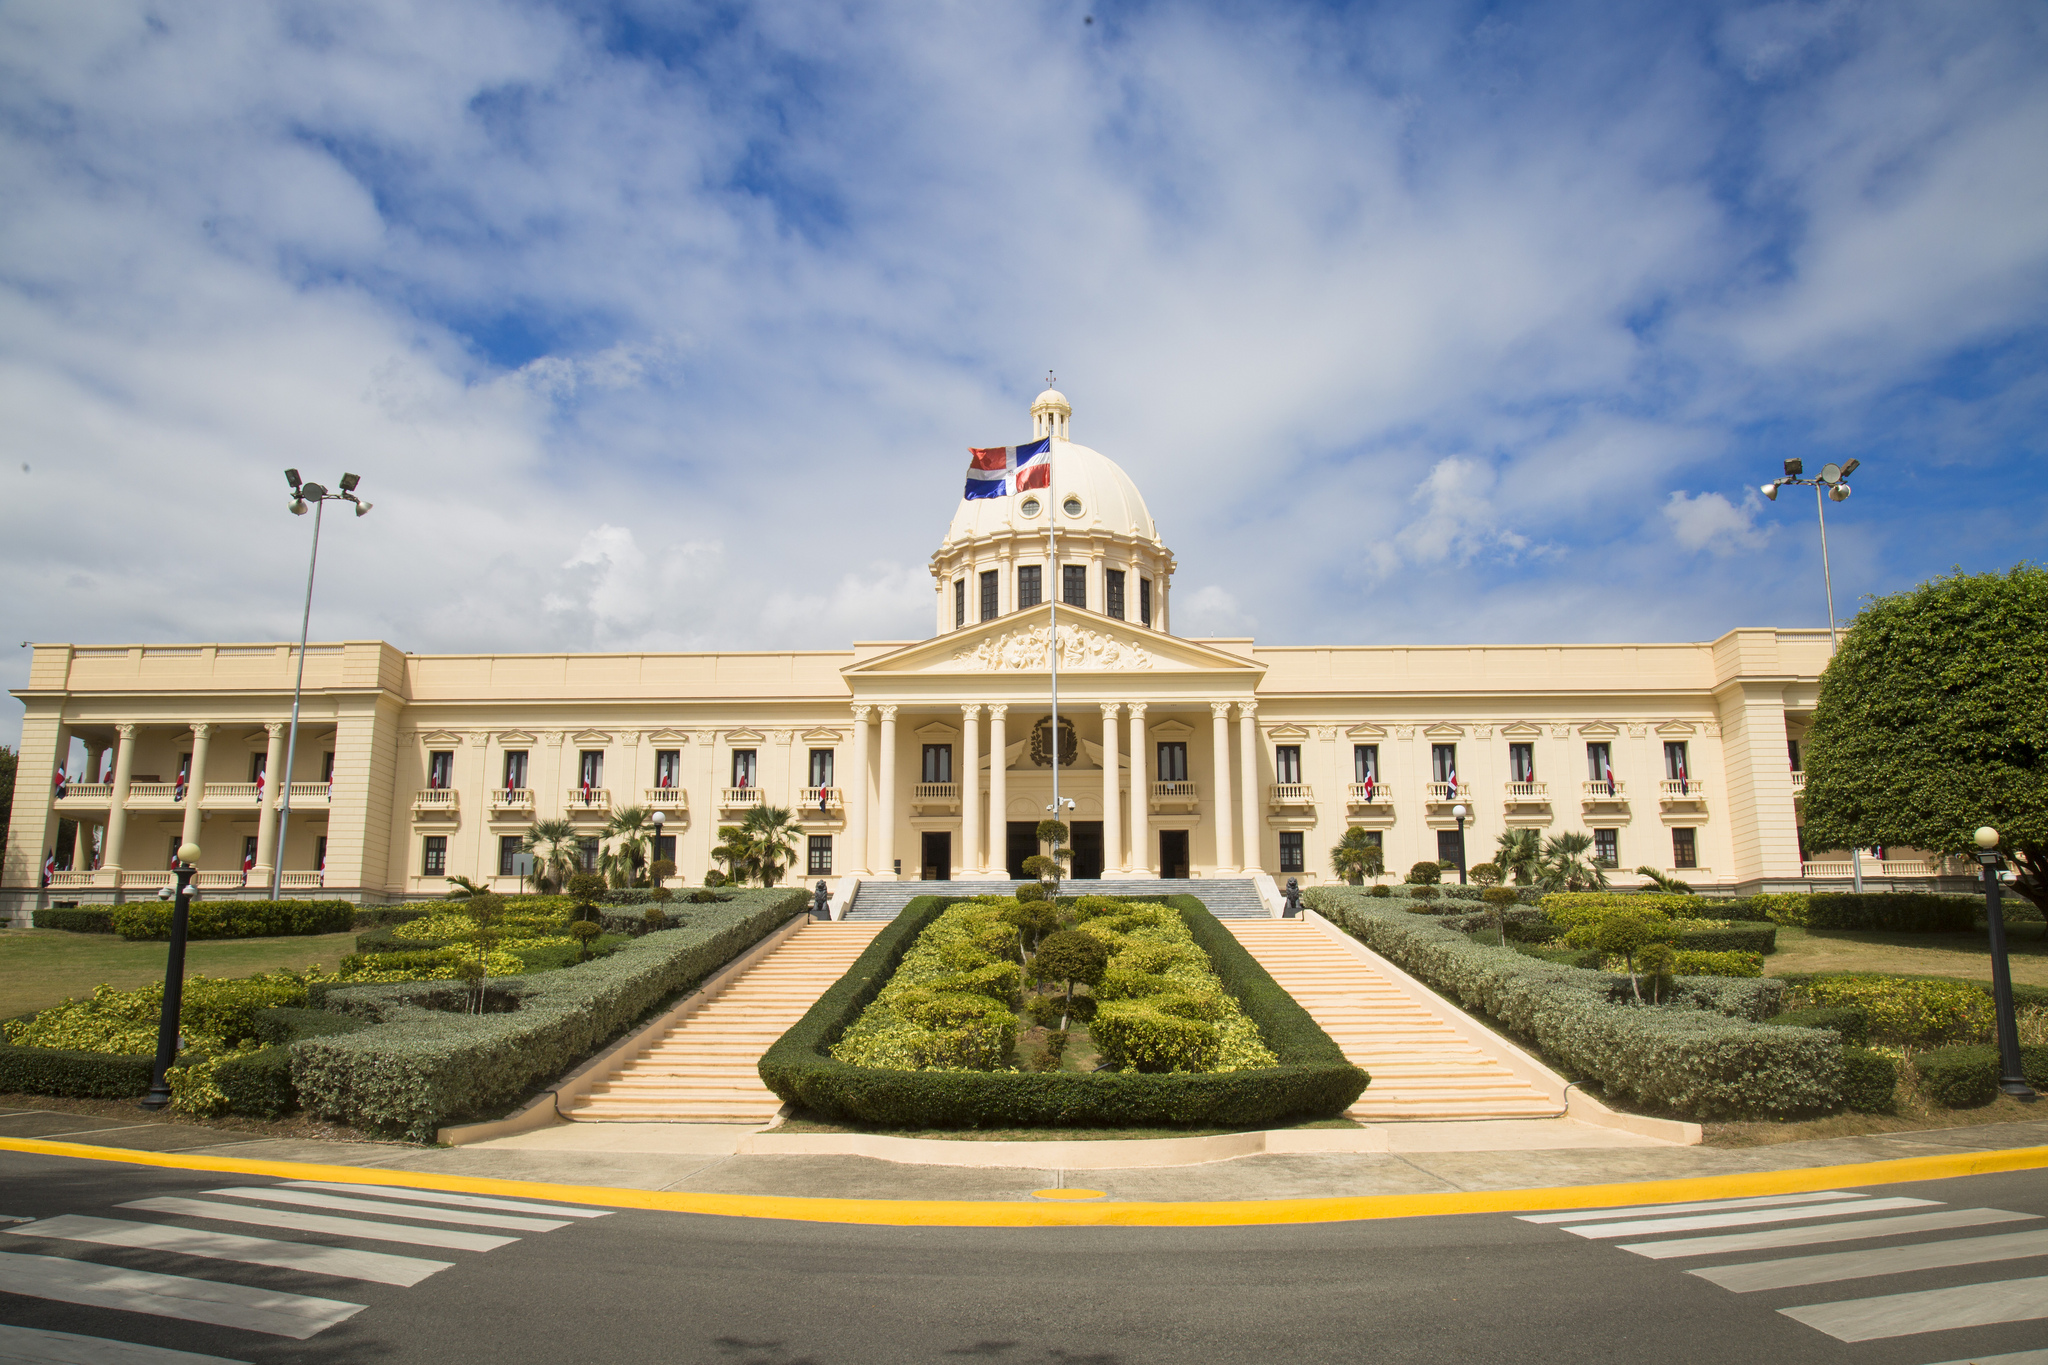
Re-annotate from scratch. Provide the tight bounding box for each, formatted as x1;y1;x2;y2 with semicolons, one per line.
921;831;951;881
1159;830;1190;879
1070;821;1103;881
1006;822;1037;879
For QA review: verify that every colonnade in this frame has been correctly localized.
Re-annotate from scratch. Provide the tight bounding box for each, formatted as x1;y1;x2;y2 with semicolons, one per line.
838;699;1263;879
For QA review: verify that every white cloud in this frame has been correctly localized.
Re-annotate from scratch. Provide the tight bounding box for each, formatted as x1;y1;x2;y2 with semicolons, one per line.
1663;491;1771;554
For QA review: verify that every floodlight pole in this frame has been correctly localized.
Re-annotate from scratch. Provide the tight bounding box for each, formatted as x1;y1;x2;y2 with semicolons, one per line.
272;497;324;902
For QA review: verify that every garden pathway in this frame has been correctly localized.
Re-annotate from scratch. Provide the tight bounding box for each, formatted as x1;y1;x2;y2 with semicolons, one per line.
1228;920;1565;1122
559;921;885;1124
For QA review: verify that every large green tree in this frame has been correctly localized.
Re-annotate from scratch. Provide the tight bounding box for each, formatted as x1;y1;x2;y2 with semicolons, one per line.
1801;564;2047;914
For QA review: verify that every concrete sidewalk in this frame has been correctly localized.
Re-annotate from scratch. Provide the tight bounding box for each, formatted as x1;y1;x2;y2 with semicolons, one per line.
5;1105;2044;1202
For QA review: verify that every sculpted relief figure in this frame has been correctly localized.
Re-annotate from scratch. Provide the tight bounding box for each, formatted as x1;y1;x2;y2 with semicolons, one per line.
951;624;1151;671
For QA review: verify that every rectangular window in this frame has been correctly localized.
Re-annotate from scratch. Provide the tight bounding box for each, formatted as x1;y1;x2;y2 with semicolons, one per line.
503;750;529;789
980;570;999;622
730;750;757;787
1278;831;1304;874
1353;745;1379;783
579;836;601;872
808;835;833;875
1664;742;1691;781
249;752;267;783
1018;564;1042;609
578;751;604;789
1787;739;1802;772
654;834;676;865
1431;744;1458;784
314;835;327;872
808;749;835;788
954;578;966;628
922;744;953;784
426;751;453;789
1156;741;1188;783
321;751;334;783
1063;564;1087;608
1358;830;1383;851
1593;828;1618;867
1106;569;1125;620
1509;743;1536;782
654;749;680;788
1436;828;1465;868
1586;742;1612;782
499;834;523;876
1275;745;1302;784
422;836;447;876
1672;827;1698;869
1140;577;1152;626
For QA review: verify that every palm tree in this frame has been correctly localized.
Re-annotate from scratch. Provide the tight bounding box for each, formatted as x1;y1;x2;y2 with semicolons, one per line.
1636;865;1693;894
520;817;581;893
1329;828;1386;885
1494;828;1543;887
601;804;657;888
710;825;757;886
740;805;801;887
1541;831;1610;892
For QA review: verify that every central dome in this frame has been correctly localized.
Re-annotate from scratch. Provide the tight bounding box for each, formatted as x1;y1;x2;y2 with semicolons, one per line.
941;439;1158;550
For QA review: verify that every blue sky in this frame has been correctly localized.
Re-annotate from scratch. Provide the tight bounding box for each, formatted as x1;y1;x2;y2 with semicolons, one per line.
2;0;2045;744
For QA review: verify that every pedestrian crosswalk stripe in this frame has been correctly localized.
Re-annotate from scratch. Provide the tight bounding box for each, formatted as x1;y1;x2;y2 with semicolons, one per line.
119;1197;516;1252
7;1216;452;1288
1559;1196;1937;1239
280;1181;611;1219
1517;1191;1864;1224
1779;1272;2048;1343
0;1252;361;1340
1918;1350;2048;1365
0;1320;249;1363
197;1187;567;1233
1689;1227;2048;1293
1619;1206;2041;1259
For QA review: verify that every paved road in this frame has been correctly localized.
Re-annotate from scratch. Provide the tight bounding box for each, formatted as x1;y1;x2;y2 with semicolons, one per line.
0;1150;2044;1364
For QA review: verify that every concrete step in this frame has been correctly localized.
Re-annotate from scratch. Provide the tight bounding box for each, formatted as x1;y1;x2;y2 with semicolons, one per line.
845;878;1268;920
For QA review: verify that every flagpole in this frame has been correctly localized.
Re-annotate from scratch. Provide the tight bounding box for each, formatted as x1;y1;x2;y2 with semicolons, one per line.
1046;428;1061;875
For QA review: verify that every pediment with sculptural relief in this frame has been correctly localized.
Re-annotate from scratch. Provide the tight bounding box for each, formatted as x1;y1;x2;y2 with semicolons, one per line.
843;602;1261;677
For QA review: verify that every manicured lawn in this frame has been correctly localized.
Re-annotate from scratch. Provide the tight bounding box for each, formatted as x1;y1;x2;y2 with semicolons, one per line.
1766;921;2048;986
0;929;358;1020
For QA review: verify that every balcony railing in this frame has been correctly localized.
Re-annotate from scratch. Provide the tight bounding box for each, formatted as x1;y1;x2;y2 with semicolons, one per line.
644;787;688;808
1791;771;1807;792
1581;779;1628;803
797;787;843;816
205;783;263;804
1424;782;1468;804
413;788;459;813
47;871;99;888
911;783;960;814
492;788;535;813
126;783;182;804
1345;782;1392;807
122;872;174;890
566;787;612;813
1801;858;1946;878
1267;783;1314;808
56;784;114;803
1659;779;1707;804
719;787;765;811
285;782;329;805
278;871;325;889
1150;781;1199;813
1502;781;1549;805
194;872;249;889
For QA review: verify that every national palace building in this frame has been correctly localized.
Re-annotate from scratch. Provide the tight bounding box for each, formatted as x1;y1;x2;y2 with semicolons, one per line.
5;388;1930;916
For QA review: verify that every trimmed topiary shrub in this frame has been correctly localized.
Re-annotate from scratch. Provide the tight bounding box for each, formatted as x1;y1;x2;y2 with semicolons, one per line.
1369;884;1392;898
1912;1044;2048;1109
1407;861;1443;886
1676;923;1777;955
1806;893;1978;934
112;900;355;941
1838;1047;1897;1113
1769;1006;1871;1045
1802;975;1994;1047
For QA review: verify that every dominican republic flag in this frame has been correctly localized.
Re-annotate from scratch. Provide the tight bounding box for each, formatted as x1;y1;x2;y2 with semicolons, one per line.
963;437;1052;500
241;850;255;884
1361;773;1375;801
1674;759;1688;787
42;852;54;886
1603;760;1616;797
580;778;592;803
506;773;517;793
1446;769;1458;797
53;769;66;799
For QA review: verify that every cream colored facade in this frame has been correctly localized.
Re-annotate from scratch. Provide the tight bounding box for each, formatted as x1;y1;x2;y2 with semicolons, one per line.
6;391;1902;910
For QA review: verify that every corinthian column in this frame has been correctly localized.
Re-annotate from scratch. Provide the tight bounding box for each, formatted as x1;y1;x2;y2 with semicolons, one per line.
988;705;1008;879
1210;702;1235;872
252;721;286;884
877;705;898;879
1128;704;1149;875
1238;702;1263;874
1099;703;1122;875
180;723;212;850
102;724;138;877
960;704;982;877
848;705;871;875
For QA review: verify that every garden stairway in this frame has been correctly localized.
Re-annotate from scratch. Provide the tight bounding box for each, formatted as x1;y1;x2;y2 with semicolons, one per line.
560;920;885;1124
1228;920;1565;1122
845;878;1269;920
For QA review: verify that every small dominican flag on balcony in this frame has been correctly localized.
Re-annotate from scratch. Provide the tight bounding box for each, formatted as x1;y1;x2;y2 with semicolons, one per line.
241;851;255;883
1446;769;1458;797
53;769;66;799
1603;761;1616;797
42;852;54;886
1361;774;1375;801
963;437;1052;500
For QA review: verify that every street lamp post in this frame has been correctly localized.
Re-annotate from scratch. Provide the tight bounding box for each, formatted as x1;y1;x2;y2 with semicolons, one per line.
1452;803;1470;885
1763;457;1863;891
141;842;201;1110
272;471;372;902
650;809;665;886
1974;827;2038;1102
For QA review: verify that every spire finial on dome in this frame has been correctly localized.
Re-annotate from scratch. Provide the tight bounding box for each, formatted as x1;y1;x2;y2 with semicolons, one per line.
1031;375;1071;441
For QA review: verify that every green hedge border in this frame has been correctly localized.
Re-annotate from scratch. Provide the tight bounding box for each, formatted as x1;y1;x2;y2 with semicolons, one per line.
758;893;1367;1129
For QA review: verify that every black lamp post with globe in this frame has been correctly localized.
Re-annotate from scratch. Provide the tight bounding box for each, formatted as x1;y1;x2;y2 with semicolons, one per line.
1974;827;2037;1102
140;842;201;1110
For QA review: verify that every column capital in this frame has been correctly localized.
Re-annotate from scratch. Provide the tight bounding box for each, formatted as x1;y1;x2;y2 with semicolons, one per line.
1210;702;1233;721
1099;702;1122;720
960;703;983;719
851;704;872;721
1127;702;1148;719
878;704;898;722
1236;701;1258;720
115;723;137;739
189;723;212;739
988;704;1008;720
264;721;286;738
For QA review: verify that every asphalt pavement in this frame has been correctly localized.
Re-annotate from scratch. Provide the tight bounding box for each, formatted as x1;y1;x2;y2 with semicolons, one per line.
0;1148;2046;1363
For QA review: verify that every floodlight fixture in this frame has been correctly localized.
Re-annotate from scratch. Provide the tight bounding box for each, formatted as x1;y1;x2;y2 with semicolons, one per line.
289;498;309;515
1760;482;1780;501
1819;462;1843;483
1783;458;1803;477
1830;483;1851;502
1840;459;1860;478
354;500;373;517
338;472;360;492
285;469;302;491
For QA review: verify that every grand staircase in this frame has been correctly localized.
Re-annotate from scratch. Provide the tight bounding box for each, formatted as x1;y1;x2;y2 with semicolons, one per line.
559;920;884;1124
1227;920;1564;1122
845;878;1268;920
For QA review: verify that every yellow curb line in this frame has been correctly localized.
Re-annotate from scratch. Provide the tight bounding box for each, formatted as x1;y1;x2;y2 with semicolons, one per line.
2;1136;2045;1229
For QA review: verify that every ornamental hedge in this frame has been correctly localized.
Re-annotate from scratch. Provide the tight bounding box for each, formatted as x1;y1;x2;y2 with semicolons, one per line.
31;908;116;933
1806;893;1978;933
1914;1044;2048;1108
292;888;807;1140
113;899;355;941
1305;886;1860;1120
759;894;1368;1129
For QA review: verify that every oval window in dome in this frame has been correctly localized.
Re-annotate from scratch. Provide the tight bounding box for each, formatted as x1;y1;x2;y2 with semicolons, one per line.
1062;496;1083;517
1019;498;1041;517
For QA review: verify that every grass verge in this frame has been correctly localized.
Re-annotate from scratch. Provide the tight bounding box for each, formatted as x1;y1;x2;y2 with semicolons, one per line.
0;929;358;1019
1766;922;2048;984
